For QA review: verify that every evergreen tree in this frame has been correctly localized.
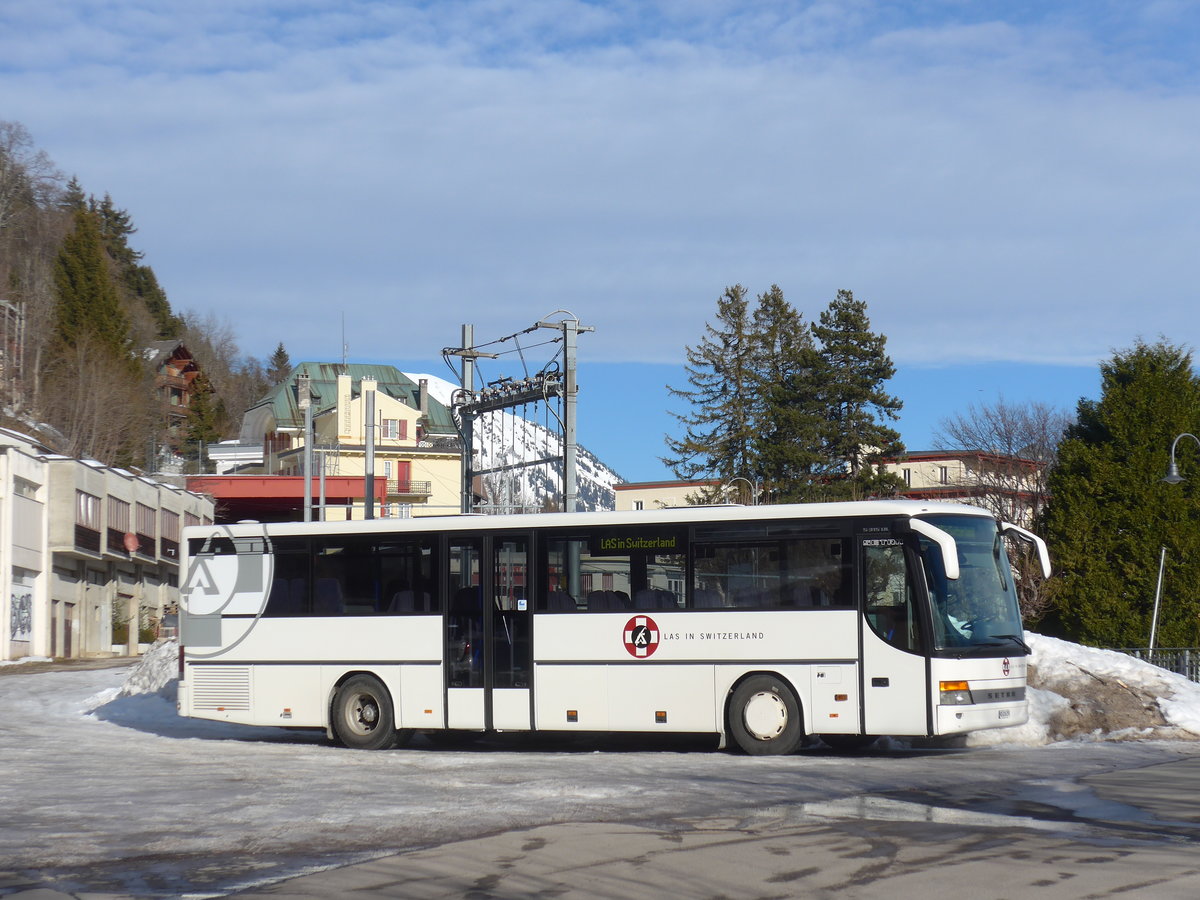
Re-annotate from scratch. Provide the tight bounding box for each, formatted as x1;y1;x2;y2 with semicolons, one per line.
266;342;293;386
185;371;225;472
52;207;131;362
59;176;86;211
810;289;904;499
749;285;825;501
663;285;758;484
86;193;183;340
95;193;140;267
1042;340;1200;646
125;263;182;338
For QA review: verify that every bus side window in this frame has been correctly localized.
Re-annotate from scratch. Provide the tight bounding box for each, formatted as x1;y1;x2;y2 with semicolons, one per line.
379;536;438;615
783;538;853;608
693;543;776;608
544;590;577;611
539;538;583;611
267;549;309;616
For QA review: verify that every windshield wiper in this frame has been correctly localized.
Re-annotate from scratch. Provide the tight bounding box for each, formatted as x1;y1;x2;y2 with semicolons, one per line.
989;633;1031;653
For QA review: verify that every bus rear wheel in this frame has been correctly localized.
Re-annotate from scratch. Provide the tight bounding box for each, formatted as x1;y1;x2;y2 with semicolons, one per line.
332;675;397;750
727;675;803;755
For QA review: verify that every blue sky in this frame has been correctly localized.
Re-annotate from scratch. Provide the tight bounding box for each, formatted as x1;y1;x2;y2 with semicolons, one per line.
2;1;1197;480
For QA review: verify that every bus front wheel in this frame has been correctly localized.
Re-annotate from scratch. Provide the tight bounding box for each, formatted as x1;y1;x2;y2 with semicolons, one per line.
332;675;397;750
728;675;803;756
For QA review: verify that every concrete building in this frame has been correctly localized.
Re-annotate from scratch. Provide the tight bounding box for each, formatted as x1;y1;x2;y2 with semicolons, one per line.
614;479;722;511
1;427;213;661
617;452;1044;526
879;450;1043;526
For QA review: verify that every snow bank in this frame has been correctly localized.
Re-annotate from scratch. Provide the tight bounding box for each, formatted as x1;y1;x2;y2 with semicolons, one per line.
969;632;1200;746
118;638;178;698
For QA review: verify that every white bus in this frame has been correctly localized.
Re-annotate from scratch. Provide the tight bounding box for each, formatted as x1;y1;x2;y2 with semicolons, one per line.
177;500;1049;755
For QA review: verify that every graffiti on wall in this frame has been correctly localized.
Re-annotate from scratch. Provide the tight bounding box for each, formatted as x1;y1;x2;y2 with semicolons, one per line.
10;590;32;642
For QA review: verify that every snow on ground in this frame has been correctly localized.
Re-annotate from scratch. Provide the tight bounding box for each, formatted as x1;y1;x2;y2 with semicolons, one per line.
3;636;1200;896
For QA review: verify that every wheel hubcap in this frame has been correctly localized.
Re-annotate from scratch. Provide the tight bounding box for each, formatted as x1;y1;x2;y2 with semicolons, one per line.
743;690;787;740
353;695;379;732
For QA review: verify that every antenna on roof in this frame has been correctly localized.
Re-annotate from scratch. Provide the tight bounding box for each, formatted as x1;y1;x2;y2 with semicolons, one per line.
341;313;348;370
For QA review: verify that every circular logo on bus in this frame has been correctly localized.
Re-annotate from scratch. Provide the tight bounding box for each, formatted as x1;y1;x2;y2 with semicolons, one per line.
1002;657;1011;676
623;615;660;658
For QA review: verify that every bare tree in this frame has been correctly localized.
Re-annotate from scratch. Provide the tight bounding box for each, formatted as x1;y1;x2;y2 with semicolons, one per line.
39;333;159;465
0;121;61;234
0;121;67;414
934;396;1072;622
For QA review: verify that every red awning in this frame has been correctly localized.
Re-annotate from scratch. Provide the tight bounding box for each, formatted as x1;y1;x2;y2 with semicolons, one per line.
186;475;389;523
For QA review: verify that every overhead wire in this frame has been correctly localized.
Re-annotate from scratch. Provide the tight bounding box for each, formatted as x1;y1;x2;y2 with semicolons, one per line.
441;318;578;515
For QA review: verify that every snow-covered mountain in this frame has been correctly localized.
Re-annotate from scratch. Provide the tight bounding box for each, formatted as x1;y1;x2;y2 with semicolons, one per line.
407;373;622;512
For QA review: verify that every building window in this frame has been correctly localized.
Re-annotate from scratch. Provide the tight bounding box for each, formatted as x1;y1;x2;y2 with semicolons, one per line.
14;476;39;499
107;497;132;554
76;491;102;553
381;419;407;440
939;466;949;485
136;503;156;539
184;512;200;528
108;497;131;532
76;491;101;529
161;510;181;560
634;500;644;510
901;468;911;487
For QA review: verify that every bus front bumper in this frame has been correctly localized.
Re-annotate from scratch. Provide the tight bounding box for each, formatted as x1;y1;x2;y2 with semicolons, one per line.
936;700;1028;735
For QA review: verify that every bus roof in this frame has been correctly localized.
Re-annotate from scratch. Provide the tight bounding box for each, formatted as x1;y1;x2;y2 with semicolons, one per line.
184;499;997;540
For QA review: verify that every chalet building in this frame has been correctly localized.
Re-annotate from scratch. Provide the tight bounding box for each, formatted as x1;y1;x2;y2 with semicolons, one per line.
144;340;202;470
0;427;213;661
192;363;462;522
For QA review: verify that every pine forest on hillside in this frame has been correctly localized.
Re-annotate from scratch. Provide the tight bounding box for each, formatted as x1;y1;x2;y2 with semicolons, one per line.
0;120;278;468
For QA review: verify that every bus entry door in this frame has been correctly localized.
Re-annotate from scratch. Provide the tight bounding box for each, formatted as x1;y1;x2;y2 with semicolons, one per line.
445;535;531;731
860;538;931;737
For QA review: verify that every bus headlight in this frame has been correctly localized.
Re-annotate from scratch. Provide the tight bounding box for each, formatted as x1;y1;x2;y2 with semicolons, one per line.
939;680;974;705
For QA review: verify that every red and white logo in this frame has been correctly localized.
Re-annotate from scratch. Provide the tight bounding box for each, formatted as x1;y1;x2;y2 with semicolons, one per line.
1002;657;1011;676
623;615;660;658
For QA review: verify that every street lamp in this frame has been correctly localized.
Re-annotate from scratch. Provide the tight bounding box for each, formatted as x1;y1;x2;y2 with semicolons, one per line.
1163;432;1200;483
1151;433;1200;651
724;477;760;506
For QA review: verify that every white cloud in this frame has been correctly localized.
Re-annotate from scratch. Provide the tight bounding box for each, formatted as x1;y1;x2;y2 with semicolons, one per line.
2;1;1198;365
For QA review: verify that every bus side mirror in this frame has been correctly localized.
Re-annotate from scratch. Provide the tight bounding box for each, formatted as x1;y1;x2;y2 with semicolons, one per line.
907;519;960;580
1001;522;1052;579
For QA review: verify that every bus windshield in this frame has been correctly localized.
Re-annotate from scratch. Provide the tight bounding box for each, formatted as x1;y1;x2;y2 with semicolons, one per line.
916;514;1025;654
